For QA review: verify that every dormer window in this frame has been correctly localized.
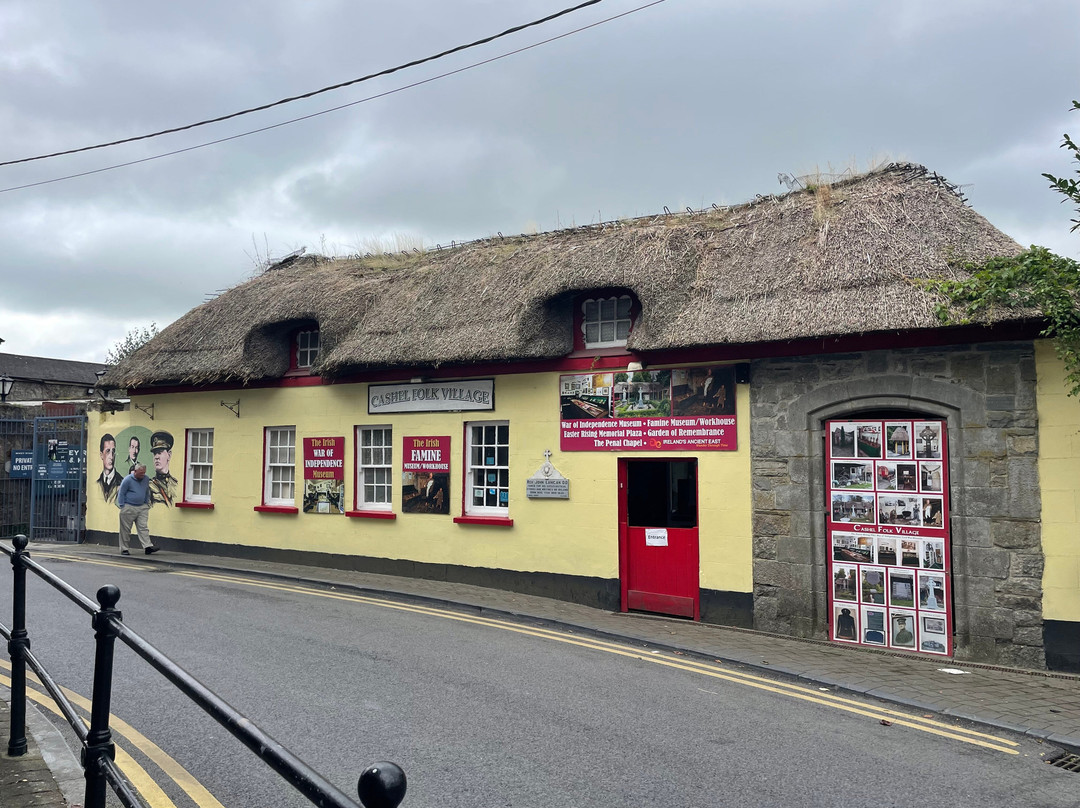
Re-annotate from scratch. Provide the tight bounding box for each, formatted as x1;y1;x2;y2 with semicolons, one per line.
582;295;633;349
293;329;320;370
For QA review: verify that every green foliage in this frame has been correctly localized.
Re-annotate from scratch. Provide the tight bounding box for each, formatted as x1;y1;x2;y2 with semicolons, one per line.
930;98;1080;395
106;322;159;365
1042;100;1080;233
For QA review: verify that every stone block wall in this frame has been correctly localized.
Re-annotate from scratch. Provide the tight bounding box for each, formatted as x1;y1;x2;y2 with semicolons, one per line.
750;341;1044;668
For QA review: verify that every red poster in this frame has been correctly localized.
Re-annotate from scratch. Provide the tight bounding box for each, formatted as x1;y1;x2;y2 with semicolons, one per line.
402;436;450;514
825;420;951;656
559;365;737;451
302;437;345;514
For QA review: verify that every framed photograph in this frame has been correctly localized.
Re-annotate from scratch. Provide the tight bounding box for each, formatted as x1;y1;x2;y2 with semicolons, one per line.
922;539;945;570
918;571;947;611
876;536;898;566
829;423;858;458
889;569;916;607
890;610;917;649
914;421;943;459
900;539;920;567
832;563;858;602
885;421;912;459
832;532;873;563
875;461;898;491
833;604;859;642
856;423;882;459
895;463;918;492
862;606;887;645
831;460;874;490
861;566;886;604
920;461;944;492
878;495;921;527
921;496;945;528
920;615;949;654
831;492;875;524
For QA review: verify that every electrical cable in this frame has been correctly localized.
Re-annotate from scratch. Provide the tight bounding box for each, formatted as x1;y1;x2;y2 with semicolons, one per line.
0;0;603;169
0;0;665;195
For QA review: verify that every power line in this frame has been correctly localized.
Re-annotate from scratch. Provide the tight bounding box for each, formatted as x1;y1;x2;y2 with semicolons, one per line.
0;0;665;195
0;0;603;169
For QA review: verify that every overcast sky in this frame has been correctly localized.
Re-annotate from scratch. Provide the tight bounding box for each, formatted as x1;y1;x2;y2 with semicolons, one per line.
2;0;1078;362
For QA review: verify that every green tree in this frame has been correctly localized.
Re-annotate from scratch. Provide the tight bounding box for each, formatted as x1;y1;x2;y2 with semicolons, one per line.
930;99;1080;394
106;322;159;365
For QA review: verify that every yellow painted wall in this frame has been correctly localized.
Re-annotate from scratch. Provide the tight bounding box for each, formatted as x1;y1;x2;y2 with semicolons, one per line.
87;371;754;593
1035;341;1080;621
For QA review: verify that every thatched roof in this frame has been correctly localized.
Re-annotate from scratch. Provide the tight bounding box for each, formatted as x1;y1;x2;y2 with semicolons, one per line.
104;163;1024;389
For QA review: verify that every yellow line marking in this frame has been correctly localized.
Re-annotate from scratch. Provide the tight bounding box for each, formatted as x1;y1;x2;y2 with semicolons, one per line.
0;662;225;808
170;569;1020;755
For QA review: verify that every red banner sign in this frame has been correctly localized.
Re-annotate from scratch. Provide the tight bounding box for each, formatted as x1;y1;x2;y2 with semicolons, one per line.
402;436;450;472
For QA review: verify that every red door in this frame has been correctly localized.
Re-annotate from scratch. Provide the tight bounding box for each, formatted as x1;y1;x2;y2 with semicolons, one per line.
618;459;700;619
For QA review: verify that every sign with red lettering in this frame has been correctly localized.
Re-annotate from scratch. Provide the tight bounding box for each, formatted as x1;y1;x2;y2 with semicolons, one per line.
559;365;737;451
402;436;450;514
302;437;345;514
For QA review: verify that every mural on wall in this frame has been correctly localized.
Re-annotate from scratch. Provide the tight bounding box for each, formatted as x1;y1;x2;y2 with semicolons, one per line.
826;419;952;657
302;437;345;514
147;431;178;507
402;436;450;514
559;364;737;451
110;426;153;502
95;432;121;503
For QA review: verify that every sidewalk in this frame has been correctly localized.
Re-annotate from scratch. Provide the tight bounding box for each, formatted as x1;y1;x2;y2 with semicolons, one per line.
5;542;1080;806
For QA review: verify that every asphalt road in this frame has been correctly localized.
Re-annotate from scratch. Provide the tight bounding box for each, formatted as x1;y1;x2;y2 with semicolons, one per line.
8;554;1078;808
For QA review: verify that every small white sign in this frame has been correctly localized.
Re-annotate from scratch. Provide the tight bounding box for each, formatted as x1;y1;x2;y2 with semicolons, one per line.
645;528;668;546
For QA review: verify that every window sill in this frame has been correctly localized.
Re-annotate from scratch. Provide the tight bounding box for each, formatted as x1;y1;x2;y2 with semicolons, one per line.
254;505;299;514
176;501;214;510
566;347;634;359
345;510;397;520
453;515;514;527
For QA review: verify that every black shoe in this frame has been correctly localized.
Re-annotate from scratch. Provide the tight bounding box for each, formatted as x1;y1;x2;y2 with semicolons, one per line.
121;549;130;555
145;546;160;555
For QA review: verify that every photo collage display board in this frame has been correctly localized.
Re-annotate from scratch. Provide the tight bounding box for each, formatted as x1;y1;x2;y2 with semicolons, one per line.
826;419;951;656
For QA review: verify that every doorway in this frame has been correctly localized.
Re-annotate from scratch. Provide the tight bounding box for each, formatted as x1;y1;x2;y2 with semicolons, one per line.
618;459;699;619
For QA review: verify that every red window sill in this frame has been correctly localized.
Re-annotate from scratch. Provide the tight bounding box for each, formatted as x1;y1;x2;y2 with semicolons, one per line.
253;505;299;514
176;501;214;510
453;515;514;527
345;510;397;520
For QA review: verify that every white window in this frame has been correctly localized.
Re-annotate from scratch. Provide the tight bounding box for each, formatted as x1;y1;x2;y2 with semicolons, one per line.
582;295;632;348
264;427;296;505
357;425;393;510
184;429;214;502
466;421;509;516
296;329;320;368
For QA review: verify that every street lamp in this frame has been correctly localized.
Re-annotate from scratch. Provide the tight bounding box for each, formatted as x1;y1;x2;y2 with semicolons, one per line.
0;374;13;402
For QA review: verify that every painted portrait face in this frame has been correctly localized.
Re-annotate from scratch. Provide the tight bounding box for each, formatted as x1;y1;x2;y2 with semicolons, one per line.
128;437;140;462
101;439;116;471
153;448;171;474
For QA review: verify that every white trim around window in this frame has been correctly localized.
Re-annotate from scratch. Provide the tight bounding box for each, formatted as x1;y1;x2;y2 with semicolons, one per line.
356;425;393;511
465;420;509;517
263;426;296;506
582;294;633;349
184;428;214;503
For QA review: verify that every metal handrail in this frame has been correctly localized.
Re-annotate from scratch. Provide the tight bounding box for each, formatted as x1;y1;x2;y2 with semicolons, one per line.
2;536;407;808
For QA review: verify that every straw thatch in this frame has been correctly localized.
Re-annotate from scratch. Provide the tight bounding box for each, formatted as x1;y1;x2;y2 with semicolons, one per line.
103;163;1025;389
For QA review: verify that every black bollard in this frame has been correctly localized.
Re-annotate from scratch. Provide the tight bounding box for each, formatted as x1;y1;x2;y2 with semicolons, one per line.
357;761;407;808
83;585;122;808
6;534;30;756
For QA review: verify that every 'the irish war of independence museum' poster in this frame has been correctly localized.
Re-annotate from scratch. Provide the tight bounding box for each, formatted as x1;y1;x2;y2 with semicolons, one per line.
559;365;736;451
826;419;951;657
402;435;450;514
303;437;345;514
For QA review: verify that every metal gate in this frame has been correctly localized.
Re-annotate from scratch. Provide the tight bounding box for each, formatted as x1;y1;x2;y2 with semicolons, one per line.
0;415;86;542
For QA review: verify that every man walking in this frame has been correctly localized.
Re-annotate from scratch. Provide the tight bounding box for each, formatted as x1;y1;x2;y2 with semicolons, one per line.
116;463;161;555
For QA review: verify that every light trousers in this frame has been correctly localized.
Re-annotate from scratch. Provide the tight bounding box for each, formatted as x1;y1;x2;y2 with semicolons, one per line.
118;503;152;550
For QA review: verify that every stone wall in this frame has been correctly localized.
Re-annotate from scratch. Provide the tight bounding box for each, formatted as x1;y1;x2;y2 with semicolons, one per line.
750;342;1044;668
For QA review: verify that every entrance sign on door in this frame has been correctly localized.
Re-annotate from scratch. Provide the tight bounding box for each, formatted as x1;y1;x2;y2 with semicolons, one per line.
645;528;668;546
825;419;951;656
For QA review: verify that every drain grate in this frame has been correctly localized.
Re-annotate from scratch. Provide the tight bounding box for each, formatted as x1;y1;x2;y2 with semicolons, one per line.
1047;753;1080;772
